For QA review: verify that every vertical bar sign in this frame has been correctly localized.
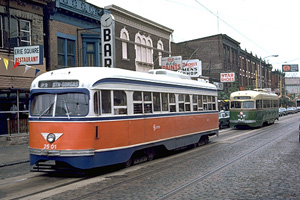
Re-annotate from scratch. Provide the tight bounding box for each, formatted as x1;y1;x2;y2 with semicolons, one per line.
101;13;115;67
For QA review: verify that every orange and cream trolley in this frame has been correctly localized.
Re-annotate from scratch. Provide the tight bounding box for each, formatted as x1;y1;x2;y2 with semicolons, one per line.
29;67;218;170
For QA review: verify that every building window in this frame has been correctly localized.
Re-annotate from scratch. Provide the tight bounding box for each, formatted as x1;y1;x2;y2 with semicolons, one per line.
82;34;101;67
57;37;75;67
120;28;129;60
20;20;31;46
157;40;164;66
135;33;153;64
0;15;31;49
87;43;95;66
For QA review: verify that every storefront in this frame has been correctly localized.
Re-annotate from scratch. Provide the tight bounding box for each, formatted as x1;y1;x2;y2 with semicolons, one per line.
0;89;30;135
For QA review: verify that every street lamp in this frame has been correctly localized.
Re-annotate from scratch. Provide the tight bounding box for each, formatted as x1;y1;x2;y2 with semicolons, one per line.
259;55;279;88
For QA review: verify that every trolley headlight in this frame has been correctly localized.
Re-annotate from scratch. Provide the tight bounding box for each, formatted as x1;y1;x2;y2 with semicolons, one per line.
47;133;56;143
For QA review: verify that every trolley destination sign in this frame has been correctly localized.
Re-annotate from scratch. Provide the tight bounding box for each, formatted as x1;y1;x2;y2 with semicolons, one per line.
38;80;79;88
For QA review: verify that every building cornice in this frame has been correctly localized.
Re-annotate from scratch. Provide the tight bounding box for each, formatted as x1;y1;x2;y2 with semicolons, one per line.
105;4;173;39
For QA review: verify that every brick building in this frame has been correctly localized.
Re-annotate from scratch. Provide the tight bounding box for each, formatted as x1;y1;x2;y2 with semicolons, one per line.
104;4;173;72
45;0;105;70
172;34;284;93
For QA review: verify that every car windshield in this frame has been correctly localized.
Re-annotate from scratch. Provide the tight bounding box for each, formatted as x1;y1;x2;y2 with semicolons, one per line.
30;92;89;117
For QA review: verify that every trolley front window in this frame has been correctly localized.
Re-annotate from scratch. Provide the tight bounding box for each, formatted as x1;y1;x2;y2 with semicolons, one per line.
30;92;89;117
230;101;254;109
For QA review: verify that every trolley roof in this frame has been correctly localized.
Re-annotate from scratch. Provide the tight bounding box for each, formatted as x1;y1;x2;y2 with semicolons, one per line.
230;90;278;100
30;67;217;91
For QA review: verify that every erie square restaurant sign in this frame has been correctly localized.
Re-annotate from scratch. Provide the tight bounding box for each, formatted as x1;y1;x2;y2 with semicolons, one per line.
220;72;235;82
14;45;43;65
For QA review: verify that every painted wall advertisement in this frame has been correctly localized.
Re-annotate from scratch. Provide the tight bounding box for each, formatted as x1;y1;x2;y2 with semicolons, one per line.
220;72;235;82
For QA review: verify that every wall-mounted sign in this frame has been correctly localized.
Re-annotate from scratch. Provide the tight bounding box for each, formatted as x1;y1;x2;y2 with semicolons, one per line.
220;72;235;82
56;0;103;21
14;45;43;65
282;64;298;72
101;13;115;67
161;56;182;70
182;59;202;77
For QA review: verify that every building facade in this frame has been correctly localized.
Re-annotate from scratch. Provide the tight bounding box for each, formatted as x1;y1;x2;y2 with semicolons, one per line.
104;5;173;72
0;0;46;135
45;0;105;70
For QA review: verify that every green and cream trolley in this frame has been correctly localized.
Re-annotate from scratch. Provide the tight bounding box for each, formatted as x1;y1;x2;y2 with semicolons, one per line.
230;89;279;128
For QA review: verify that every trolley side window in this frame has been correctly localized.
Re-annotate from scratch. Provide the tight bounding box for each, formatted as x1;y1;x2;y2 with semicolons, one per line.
153;92;161;112
102;90;112;114
185;94;191;111
192;95;197;111
133;91;143;114
169;93;176;112
256;100;262;109
211;96;216;110
114;90;127;115
161;93;168;111
198;95;203;111
178;94;184;112
143;92;153;113
203;95;208;110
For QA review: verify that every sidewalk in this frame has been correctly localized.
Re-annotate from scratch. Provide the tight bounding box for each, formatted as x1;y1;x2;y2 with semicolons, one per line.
0;144;29;167
0;133;29;146
0;134;29;167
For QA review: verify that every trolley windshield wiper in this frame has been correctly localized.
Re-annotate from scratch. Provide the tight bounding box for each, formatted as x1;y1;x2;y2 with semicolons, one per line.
38;103;54;119
63;98;70;119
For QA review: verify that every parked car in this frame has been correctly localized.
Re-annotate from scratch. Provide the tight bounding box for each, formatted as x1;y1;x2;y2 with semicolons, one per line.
219;111;230;129
287;107;297;114
279;107;287;116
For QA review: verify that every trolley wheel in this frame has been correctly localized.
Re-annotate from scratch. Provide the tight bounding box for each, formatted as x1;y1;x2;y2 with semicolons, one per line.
146;149;155;161
124;157;133;168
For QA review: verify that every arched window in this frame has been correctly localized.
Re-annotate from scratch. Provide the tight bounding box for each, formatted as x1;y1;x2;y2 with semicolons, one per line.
120;28;129;59
147;38;153;63
135;35;142;62
157;40;164;66
135;33;153;64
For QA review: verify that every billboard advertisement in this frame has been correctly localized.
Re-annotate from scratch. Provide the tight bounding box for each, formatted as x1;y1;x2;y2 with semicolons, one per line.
220;72;235;82
282;64;298;72
14;45;43;65
182;59;202;77
161;56;182;70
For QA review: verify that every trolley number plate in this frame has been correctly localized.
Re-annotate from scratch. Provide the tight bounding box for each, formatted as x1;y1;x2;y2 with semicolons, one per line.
43;144;57;150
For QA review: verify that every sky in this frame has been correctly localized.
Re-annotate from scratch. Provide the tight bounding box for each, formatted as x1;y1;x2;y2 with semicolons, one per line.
87;0;300;76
